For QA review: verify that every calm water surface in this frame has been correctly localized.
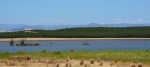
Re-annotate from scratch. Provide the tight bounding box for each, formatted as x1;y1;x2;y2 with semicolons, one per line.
0;40;150;52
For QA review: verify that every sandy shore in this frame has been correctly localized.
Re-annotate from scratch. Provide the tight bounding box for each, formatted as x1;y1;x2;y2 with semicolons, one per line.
0;38;150;41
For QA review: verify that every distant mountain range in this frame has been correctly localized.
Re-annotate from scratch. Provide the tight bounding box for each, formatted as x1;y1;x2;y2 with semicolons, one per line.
0;23;150;32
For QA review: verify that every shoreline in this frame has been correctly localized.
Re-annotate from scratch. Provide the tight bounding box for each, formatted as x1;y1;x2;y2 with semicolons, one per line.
0;38;150;41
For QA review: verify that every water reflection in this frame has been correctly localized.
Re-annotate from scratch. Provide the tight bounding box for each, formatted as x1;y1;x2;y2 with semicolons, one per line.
0;40;150;52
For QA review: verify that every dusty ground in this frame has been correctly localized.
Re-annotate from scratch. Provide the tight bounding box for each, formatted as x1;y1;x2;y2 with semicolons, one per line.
0;59;150;67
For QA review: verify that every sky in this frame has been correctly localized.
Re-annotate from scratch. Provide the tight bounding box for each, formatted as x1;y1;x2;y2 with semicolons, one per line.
0;0;150;25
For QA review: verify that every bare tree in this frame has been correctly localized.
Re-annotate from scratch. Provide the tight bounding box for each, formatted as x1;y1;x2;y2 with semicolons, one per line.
20;38;26;46
10;39;14;46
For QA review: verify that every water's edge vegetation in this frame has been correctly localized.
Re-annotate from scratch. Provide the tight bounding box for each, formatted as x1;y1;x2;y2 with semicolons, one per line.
0;26;150;38
0;50;150;64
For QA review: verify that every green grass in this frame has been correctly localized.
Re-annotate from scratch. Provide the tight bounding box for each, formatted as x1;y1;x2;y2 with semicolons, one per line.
0;50;150;63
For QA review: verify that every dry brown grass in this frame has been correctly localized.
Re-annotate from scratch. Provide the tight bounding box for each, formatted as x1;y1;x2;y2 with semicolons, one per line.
8;56;31;62
99;62;103;66
0;59;149;67
90;59;94;64
80;60;84;66
56;63;59;67
131;64;136;67
138;64;143;67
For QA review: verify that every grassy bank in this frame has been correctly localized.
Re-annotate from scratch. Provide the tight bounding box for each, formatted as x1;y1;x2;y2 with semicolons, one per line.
0;50;150;63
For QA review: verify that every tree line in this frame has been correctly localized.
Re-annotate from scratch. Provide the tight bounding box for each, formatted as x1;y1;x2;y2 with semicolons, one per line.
0;26;150;38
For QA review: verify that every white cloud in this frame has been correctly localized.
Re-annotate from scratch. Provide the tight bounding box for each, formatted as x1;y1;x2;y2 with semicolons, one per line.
114;19;148;24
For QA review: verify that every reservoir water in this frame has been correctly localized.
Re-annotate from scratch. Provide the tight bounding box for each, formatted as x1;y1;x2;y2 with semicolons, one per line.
0;40;150;52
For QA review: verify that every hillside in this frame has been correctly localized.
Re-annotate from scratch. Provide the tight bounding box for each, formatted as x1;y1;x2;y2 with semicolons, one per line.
0;27;150;38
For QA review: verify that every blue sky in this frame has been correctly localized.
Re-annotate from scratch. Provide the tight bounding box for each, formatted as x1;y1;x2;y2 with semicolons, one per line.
0;0;150;25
